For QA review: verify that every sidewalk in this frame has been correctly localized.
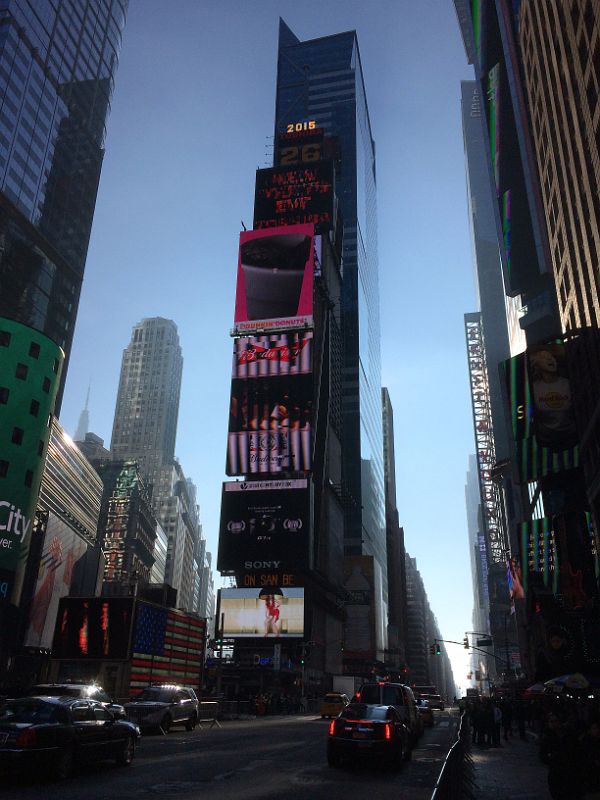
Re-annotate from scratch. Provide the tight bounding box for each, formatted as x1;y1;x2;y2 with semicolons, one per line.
470;732;551;800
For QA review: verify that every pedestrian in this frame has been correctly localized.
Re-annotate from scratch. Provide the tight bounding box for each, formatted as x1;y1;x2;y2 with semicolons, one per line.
501;701;513;741
492;703;502;747
539;712;585;800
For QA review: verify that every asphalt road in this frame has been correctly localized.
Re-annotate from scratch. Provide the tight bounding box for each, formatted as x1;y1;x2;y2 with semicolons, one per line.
4;709;459;800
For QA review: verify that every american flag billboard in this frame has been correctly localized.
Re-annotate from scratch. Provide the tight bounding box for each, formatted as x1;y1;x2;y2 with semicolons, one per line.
129;601;206;695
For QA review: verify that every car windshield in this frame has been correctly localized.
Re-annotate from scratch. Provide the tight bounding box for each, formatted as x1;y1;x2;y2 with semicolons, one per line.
134;688;174;703
341;704;388;721
0;699;57;723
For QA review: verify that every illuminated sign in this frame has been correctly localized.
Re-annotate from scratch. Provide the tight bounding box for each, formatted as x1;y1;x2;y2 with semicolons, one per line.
286;120;316;133
239;571;298;588
52;597;133;659
253;161;335;234
233;224;314;335
218;587;304;639
217;479;311;572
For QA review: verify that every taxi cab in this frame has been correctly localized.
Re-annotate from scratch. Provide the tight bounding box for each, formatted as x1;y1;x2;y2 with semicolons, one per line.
320;692;350;718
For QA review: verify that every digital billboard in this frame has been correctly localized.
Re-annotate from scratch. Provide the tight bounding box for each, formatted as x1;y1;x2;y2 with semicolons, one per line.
217;479;311;573
253;161;335;234
233;225;314;334
527;343;578;449
0;318;64;602
52;597;133;660
218;587;304;638
504;349;579;482
226;333;313;476
342;556;375;661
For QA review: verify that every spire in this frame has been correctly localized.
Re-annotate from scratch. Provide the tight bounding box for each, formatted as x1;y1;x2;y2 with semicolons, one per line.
74;382;91;442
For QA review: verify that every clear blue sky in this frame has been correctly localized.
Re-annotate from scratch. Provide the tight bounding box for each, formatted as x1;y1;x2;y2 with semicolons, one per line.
60;0;477;691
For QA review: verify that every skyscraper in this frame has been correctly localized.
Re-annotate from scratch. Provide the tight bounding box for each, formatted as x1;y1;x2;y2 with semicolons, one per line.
0;0;128;401
111;317;183;491
274;20;387;636
0;1;126;614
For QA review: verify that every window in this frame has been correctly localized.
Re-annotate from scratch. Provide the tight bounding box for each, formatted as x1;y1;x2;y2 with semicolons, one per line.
11;427;23;445
71;702;94;722
42;376;51;393
37;440;44;456
0;460;8;478
0;330;10;346
0;387;8;404
15;363;27;380
28;341;40;358
24;470;33;487
29;399;40;417
52;358;59;373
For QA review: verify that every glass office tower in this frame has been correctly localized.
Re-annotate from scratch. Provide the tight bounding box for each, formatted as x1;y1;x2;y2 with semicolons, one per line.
0;0;128;403
274;21;387;609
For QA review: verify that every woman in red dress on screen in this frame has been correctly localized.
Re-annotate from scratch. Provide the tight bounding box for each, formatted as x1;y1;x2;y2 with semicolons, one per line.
259;587;283;636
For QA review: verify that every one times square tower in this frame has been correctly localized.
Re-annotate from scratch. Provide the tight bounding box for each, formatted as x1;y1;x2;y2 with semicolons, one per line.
0;2;127;609
275;21;387;633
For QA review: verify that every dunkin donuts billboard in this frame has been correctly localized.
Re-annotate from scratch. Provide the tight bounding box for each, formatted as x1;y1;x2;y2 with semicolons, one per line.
217;479;311;573
233;224;314;335
226;332;313;476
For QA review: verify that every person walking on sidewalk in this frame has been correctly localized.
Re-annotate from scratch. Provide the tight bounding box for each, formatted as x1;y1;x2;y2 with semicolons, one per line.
539;712;585;800
501;701;513;741
492;703;502;747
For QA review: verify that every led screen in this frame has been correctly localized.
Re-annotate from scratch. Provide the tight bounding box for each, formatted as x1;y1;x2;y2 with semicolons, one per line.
52;597;133;659
219;587;304;638
233;225;314;334
217;479;310;572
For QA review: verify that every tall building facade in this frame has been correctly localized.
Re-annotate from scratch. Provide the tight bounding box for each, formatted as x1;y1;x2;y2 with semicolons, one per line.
0;0;127;400
0;2;127;666
111;317;183;490
274;19;387;651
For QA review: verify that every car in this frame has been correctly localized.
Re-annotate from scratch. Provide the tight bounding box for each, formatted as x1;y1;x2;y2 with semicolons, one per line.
123;684;199;732
319;692;349;718
416;698;434;727
0;696;139;780
25;683;126;719
327;702;410;769
356;682;421;749
423;693;445;711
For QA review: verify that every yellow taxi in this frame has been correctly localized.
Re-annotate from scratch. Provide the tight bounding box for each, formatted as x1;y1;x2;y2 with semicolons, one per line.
320;692;350;718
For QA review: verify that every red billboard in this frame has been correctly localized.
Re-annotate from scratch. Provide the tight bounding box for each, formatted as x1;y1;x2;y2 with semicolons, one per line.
233;224;314;334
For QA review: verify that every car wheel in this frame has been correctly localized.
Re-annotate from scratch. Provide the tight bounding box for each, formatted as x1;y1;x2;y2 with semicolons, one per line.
185;713;198;731
116;736;135;766
54;745;74;780
160;714;172;734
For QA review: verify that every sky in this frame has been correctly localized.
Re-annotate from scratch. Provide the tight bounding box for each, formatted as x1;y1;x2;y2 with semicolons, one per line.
60;0;478;693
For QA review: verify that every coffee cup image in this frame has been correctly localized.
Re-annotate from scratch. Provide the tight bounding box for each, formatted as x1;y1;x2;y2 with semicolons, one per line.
241;233;311;320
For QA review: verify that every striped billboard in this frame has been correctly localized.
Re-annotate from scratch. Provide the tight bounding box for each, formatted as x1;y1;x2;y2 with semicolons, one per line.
129;601;206;695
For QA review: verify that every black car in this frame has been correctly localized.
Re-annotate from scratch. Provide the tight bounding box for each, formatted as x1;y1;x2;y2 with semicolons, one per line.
123;685;199;732
25;683;126;719
356;681;421;747
327;703;410;769
0;696;140;780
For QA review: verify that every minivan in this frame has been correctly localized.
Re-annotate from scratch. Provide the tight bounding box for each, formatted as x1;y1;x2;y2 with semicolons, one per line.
356;682;422;749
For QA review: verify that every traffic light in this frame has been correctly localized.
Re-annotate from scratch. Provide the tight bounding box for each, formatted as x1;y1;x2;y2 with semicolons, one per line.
435;643;441;656
463;636;469;649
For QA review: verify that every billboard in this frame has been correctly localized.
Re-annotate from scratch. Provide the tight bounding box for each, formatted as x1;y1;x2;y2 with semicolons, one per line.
217;479;311;572
24;512;90;650
0;318;64;602
504;349;579;482
52;597;134;660
218;587;304;638
253;161;335;234
233;225;314;334
527;344;578;449
227;333;313;476
342;556;375;660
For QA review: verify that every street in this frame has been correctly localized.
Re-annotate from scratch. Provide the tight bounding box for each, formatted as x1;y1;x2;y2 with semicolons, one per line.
4;709;458;800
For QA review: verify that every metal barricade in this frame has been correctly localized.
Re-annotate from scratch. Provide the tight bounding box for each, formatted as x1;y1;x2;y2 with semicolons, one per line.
197;700;221;728
430;712;475;800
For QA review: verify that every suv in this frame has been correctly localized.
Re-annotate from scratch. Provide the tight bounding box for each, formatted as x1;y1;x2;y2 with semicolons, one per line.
356;682;421;748
124;685;199;732
25;683;126;719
